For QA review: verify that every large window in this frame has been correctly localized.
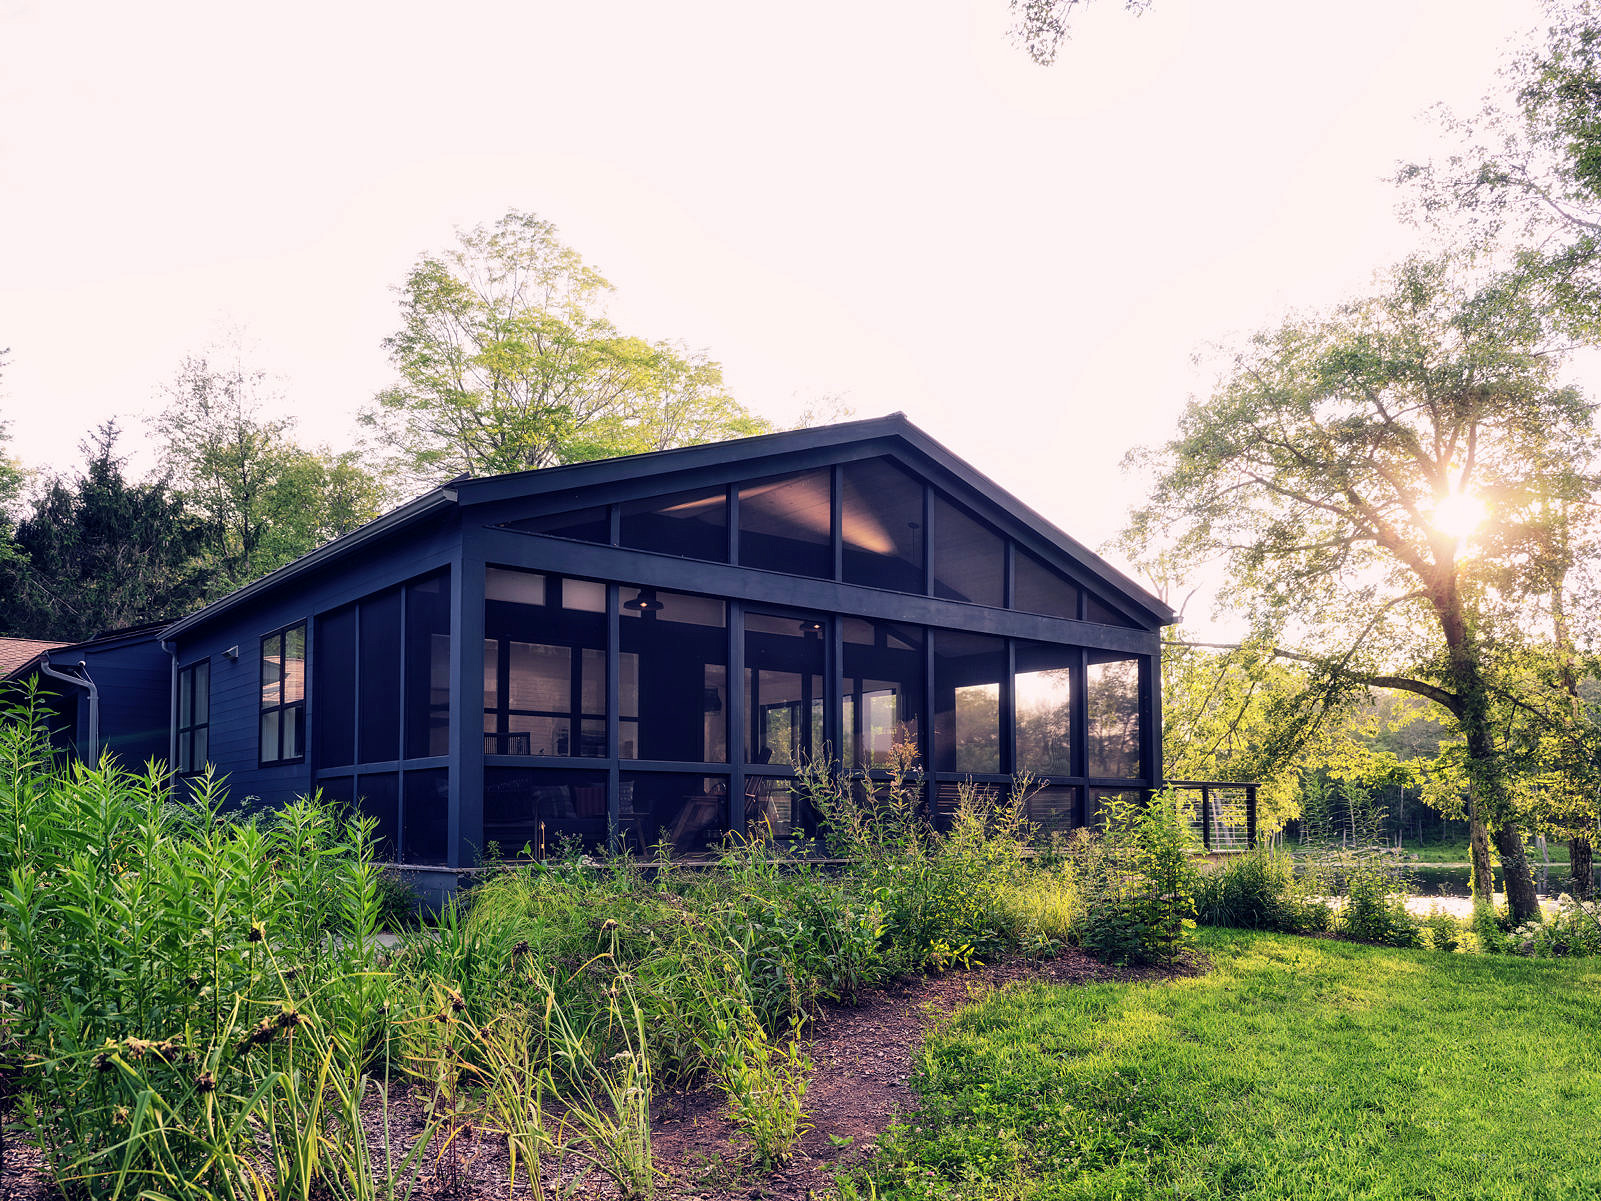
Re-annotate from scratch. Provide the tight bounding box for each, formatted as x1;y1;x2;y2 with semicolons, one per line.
738;469;833;578
620;587;727;762
1087;654;1142;779
841;458;924;592
931;493;1005;608
744;611;825;766
841;618;923;770
621;486;727;562
504;506;611;543
1015;642;1074;776
259;623;306;765
176;659;209;775
932;630;1005;774
1013;549;1080;621
484;569;608;758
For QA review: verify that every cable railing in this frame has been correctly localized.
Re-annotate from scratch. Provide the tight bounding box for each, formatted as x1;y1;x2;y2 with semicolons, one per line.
1165;780;1259;852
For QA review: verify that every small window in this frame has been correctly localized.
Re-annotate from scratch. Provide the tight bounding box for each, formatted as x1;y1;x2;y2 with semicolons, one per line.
176;660;210;775
260;623;307;765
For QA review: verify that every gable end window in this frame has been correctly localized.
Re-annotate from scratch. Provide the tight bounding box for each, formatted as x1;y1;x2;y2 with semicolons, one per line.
260;622;307;765
176;660;210;776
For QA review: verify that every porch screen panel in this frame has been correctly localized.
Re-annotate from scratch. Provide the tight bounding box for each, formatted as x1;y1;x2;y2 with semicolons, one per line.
932;630;1005;774
743;611;825;767
620;773;728;857
931;494;1005;608
621;486;727;562
404;572;451;758
402;768;450;865
1013;549;1080;621
314;606;356;768
738;469;832;578
841;458;924;593
619;588;727;763
484;767;608;858
358;590;402;763
355;772;399;861
841;618;924;770
1014;642;1074;776
484;569;607;758
1087;654;1142;779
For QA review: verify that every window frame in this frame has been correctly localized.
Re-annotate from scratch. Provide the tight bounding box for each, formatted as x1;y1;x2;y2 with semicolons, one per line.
176;658;210;777
259;620;308;767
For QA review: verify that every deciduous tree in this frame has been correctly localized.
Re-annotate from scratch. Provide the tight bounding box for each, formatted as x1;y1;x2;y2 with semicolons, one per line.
361;211;771;484
1125;254;1599;922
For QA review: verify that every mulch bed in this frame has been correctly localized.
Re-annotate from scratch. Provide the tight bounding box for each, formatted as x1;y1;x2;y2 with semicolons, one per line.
0;949;1197;1201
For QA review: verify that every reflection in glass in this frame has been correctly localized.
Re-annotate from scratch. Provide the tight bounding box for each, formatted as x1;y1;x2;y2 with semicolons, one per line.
744;612;825;766
931;493;1005;608
1015;642;1074;776
619;588;727;762
841;458;924;592
484;569;607;758
620;774;728;856
738;470;832;578
484;767;608;858
741;778;822;844
1013;548;1080;621
1087;656;1142;778
841;618;923;769
932;630;1004;774
621;487;727;562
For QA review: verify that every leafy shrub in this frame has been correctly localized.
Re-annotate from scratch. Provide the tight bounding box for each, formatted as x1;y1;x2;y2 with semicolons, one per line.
1511;895;1601;958
1340;864;1421;947
1469;901;1511;954
1065;790;1198;966
1195;846;1332;933
1419;907;1463;952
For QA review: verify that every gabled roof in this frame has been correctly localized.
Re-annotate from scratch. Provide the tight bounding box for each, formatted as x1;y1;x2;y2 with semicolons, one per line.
166;414;1175;638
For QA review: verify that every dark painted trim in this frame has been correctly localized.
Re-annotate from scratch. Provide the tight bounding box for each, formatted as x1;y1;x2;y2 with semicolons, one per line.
471;528;1159;656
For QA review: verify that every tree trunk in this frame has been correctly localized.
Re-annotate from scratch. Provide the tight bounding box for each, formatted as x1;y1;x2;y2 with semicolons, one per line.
1492;823;1540;923
1469;808;1495;907
1571;834;1595;901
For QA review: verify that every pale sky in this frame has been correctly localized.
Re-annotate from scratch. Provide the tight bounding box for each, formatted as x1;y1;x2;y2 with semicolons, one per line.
0;0;1547;617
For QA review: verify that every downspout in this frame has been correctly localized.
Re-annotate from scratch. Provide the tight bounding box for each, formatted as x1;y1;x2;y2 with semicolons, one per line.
38;655;98;761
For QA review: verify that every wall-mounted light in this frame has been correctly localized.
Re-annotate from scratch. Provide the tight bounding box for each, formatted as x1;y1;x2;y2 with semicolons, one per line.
224;645;240;661
622;588;664;613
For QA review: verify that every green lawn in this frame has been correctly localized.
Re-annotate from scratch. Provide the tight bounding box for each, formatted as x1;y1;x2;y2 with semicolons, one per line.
846;931;1601;1200
1400;838;1569;865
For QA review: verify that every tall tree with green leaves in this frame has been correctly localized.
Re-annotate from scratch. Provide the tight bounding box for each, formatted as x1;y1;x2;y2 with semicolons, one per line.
1125;254;1600;922
152;347;387;591
361;210;771;484
0;424;211;640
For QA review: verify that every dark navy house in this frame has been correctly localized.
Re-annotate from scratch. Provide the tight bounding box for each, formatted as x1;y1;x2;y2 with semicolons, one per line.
8;416;1175;899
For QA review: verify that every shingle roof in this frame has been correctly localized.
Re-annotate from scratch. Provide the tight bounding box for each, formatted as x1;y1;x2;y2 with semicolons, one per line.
0;637;72;676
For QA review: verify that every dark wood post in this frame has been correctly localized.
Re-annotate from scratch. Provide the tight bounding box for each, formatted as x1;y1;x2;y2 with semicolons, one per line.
1200;786;1212;851
1246;784;1259;848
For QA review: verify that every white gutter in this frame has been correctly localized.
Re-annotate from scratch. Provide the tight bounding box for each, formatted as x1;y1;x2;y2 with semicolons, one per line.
38;655;98;759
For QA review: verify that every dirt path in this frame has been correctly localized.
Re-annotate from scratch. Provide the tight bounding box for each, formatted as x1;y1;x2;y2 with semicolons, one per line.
0;949;1194;1201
